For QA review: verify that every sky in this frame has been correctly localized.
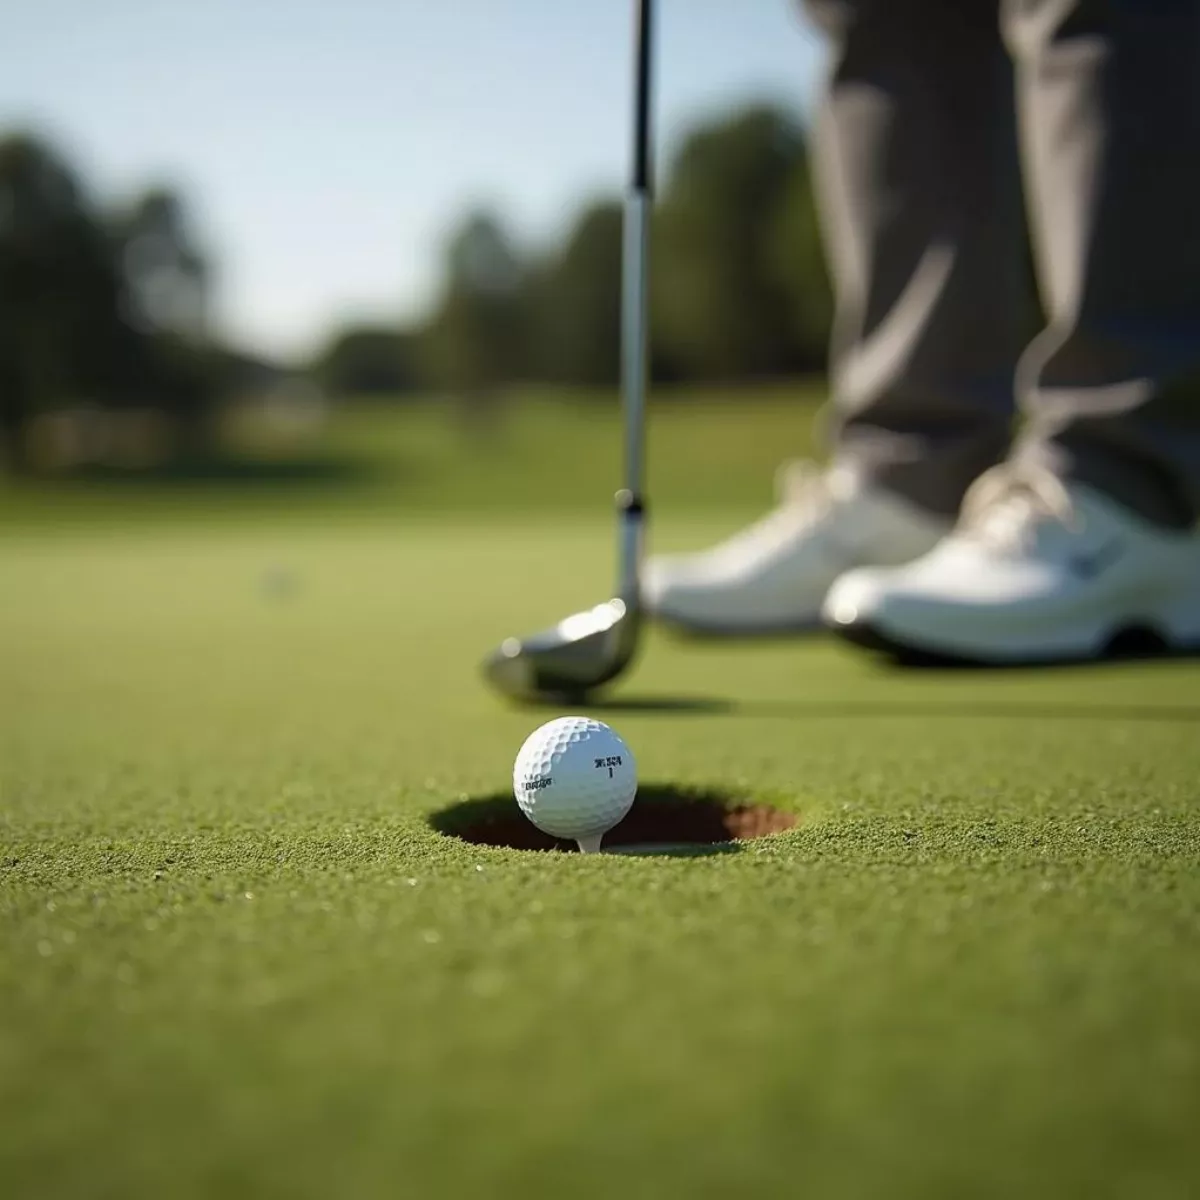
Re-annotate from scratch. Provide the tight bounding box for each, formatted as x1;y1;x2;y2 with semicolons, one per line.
0;0;827;360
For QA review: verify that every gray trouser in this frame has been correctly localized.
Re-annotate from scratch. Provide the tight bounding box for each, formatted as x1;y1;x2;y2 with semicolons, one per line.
803;0;1200;526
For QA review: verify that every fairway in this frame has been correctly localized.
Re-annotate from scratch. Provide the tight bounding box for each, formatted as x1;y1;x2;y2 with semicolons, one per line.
2;392;1199;1198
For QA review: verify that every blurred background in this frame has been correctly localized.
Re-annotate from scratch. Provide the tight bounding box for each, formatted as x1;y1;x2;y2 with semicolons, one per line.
0;0;833;508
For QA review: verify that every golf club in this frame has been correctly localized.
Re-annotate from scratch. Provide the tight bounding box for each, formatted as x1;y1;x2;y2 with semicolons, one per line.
482;0;655;703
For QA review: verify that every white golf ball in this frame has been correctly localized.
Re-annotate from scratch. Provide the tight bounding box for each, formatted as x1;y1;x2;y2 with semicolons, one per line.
513;717;637;847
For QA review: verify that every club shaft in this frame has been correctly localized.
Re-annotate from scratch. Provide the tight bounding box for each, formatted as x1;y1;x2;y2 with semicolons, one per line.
618;0;653;598
621;192;650;505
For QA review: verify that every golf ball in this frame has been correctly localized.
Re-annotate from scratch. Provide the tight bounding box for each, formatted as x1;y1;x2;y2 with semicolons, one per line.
513;717;637;845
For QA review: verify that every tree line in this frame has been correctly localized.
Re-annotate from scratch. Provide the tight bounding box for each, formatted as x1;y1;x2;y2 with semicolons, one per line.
0;102;832;474
0;134;223;471
315;102;833;399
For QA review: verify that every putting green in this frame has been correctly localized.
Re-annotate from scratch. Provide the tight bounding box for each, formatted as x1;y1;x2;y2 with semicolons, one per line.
2;394;1198;1198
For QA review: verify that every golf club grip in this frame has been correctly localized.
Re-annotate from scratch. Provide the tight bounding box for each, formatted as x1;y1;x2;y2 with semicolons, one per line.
632;0;654;197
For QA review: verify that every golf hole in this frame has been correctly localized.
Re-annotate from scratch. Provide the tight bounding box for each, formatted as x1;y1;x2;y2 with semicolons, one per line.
429;785;797;855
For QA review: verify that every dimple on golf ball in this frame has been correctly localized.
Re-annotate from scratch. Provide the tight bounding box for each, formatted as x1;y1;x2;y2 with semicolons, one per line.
513;717;637;849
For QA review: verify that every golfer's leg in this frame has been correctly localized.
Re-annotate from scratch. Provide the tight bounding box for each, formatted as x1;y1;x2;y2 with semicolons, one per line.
1005;0;1200;526
805;0;1026;517
642;0;1023;633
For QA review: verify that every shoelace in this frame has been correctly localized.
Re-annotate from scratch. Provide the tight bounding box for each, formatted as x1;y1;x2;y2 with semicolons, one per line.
958;464;1079;554
716;460;839;554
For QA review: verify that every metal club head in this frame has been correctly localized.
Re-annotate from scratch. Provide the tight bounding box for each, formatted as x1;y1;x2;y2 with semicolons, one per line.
482;596;642;704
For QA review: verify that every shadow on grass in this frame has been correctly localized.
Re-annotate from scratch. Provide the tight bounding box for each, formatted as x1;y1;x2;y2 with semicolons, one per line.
524;694;1200;723
662;619;1200;665
429;784;797;856
863;626;1200;673
730;698;1200;722
511;695;731;714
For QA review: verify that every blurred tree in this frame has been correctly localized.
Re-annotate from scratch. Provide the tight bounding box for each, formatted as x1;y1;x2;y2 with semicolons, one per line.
312;325;423;398
109;186;223;457
0;133;137;469
652;104;813;382
115;187;210;343
0;99;841;477
421;210;528;394
529;198;623;387
0;133;249;473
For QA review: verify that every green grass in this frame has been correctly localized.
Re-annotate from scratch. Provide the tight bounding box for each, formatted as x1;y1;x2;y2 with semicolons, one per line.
2;387;1199;1199
0;381;826;527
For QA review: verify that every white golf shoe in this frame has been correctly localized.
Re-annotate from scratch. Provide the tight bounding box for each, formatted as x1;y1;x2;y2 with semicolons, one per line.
642;460;950;634
823;464;1200;664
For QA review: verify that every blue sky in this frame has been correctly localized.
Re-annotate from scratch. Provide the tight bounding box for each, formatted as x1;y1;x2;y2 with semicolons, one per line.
1;0;826;359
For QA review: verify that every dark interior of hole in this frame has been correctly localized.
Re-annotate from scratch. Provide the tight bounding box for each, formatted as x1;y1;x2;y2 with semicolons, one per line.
429;785;797;852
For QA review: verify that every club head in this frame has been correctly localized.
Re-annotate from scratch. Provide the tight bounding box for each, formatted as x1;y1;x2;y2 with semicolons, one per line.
482;597;642;703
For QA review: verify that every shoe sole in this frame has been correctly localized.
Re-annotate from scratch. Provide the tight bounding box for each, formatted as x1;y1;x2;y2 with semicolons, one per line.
830;617;1200;668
